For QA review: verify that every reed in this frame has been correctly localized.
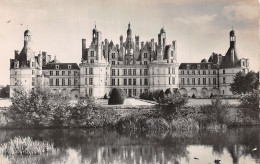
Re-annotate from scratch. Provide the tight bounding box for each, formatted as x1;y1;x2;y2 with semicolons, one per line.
0;136;59;155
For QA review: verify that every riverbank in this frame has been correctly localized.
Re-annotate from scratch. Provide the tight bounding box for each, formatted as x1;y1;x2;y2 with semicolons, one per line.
0;103;259;130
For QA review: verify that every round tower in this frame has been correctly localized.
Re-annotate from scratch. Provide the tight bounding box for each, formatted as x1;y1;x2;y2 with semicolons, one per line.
24;30;31;47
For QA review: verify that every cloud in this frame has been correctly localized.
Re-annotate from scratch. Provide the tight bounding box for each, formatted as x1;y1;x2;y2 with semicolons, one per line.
223;2;259;22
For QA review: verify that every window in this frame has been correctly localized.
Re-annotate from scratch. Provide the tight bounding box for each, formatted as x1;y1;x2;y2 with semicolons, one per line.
56;71;59;76
181;78;185;85
68;65;71;69
208;70;210;75
89;78;93;85
243;61;245;66
32;62;35;67
140;89;142;94
171;51;174;57
50;71;53;76
111;79;115;86
172;68;175;74
55;65;59;69
85;78;88;85
118;69;120;76
172;77;175;85
223;77;226;84
62;71;65;75
91;51;94;57
203;78;206;85
128;79;132;85
168;67;171;74
118;79;120;85
133;79;136;85
89;68;93;75
68;71;71;75
124;69;127;75
91;59;94;63
187;78;190;85
208;78;211;85
133;89;136;96
140;69;142;75
203;70;206;75
187;64;190;69
112;53;115;59
144;79;148;85
144;53;148;58
140;79;142;85
192;71;195;75
50;79;53;86
62;79;65;86
181;71;184;75
86;68;88;74
56;79;59;86
144;61;148;65
223;70;225;74
140;62;142;65
144;69;148;75
112;69;115;76
213;78;216;85
197;64;201;69
32;70;35;75
124;89;127;95
128;69;132;76
192;78;195;85
74;79;77;85
213;70;216;75
133;69;136;75
74;71;77;76
89;88;93;96
171;59;173;63
187;71;189;75
112;61;115;65
198;78;200;85
68;79;71;86
124;79;127;85
198;70;200;75
169;77;171;84
32;77;35;86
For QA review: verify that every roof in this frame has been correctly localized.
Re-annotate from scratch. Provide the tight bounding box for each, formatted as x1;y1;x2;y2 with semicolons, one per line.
179;62;218;69
43;63;80;70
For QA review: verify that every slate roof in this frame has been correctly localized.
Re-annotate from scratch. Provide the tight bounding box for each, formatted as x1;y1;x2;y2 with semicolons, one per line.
43;63;79;70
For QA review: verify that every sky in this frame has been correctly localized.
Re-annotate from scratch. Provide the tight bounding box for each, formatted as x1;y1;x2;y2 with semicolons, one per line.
0;0;259;85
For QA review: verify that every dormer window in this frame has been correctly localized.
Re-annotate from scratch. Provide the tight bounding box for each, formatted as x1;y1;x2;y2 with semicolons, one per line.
208;64;211;69
197;64;201;69
56;65;59;69
32;62;35;67
91;51;94;57
68;65;71;69
144;53;148;58
112;53;115;59
187;64;190;69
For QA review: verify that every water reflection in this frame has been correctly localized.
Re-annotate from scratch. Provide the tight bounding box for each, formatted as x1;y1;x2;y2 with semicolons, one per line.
0;128;259;164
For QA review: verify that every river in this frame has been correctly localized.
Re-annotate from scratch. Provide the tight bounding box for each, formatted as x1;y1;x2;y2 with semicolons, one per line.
0;128;259;164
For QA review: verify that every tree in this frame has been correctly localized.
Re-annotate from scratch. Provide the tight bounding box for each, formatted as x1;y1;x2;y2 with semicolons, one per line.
0;85;10;98
230;71;259;95
165;88;172;95
108;88;125;105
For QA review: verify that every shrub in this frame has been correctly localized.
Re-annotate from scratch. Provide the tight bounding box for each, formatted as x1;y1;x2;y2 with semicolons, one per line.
6;85;71;128
161;92;189;114
108;88;125;105
103;93;108;99
0;136;59;155
239;89;259;119
165;88;172;95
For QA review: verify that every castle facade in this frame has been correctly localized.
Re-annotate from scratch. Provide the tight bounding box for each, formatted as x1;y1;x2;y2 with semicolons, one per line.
9;24;249;98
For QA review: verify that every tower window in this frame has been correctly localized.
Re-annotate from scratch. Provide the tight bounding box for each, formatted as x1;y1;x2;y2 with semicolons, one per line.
144;53;148;58
68;65;71;69
32;70;35;75
91;51;94;57
55;65;59;69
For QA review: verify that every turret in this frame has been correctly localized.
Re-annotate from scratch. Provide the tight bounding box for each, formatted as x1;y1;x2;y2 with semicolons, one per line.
127;22;132;39
158;27;166;48
230;29;236;48
24;30;31;47
14;50;19;59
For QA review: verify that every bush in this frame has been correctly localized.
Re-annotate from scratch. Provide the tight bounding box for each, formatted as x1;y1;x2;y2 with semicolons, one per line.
108;88;125;105
6;85;71;128
0;136;59;155
239;89;259;119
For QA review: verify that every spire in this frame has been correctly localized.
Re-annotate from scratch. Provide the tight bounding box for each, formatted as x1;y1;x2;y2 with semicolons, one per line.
128;22;131;29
